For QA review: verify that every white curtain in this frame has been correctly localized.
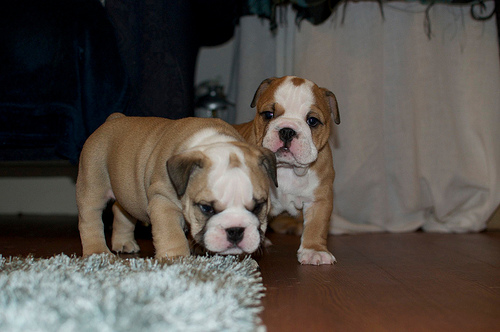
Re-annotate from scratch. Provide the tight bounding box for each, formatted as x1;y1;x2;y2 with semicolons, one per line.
228;2;500;233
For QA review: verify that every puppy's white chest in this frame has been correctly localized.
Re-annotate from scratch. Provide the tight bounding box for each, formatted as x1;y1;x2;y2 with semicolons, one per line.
270;167;319;216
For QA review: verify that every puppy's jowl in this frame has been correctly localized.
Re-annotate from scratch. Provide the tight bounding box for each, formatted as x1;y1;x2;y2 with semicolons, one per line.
235;76;340;265
77;114;277;259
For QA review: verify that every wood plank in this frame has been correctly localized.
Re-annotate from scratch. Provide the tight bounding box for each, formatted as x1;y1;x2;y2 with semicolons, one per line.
258;232;500;331
0;216;499;331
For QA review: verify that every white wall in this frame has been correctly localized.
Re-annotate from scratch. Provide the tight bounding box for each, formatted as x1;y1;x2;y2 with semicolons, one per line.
195;39;235;91
0;177;78;215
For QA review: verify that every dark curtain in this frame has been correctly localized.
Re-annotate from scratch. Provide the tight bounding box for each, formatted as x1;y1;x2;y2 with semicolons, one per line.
0;0;127;163
105;0;240;119
0;0;240;162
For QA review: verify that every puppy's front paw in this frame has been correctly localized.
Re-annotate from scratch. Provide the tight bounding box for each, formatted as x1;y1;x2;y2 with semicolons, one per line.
112;239;140;254
156;246;191;260
298;248;336;265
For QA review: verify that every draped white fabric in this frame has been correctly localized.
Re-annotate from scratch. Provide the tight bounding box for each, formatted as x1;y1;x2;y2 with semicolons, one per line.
228;2;500;233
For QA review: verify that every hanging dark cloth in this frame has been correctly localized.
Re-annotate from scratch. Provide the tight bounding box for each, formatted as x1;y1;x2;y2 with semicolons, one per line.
104;0;240;119
0;0;128;163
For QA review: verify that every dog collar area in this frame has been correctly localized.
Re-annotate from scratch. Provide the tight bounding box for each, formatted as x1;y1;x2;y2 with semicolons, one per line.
293;167;309;176
276;163;310;176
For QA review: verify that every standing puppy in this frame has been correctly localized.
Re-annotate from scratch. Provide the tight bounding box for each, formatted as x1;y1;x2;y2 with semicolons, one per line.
77;114;277;259
234;76;340;265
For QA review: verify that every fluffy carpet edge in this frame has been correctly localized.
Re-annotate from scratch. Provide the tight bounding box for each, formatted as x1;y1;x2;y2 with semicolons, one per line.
0;254;266;332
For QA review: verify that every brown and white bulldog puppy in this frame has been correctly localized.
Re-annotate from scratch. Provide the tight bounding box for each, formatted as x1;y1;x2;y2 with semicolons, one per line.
234;76;340;265
77;113;277;259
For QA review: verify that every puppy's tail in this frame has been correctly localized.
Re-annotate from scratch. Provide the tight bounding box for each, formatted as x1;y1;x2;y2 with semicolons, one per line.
106;112;126;122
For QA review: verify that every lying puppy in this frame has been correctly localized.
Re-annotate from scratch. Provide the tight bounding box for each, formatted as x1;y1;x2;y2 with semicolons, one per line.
77;113;277;259
234;76;340;265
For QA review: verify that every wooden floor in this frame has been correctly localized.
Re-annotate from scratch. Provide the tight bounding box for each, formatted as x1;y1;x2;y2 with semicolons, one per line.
1;215;499;332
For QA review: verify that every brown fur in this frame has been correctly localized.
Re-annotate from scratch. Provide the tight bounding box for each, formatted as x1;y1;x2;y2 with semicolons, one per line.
291;77;306;86
234;76;340;265
77;114;277;259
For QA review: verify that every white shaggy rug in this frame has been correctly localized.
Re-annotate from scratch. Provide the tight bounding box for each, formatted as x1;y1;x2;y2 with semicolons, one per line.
0;254;266;332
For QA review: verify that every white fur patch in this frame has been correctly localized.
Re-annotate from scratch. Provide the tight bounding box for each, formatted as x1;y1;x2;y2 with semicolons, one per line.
270;167;319;217
206;146;253;207
274;77;316;113
298;248;336;265
262;77;318;167
204;209;261;254
197;144;262;254
185;128;237;151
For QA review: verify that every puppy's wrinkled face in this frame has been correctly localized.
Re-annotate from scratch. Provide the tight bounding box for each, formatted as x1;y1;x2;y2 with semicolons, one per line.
168;142;276;255
251;76;339;168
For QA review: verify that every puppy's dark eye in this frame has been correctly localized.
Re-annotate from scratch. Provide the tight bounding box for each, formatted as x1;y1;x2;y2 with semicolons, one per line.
252;202;265;215
260;111;274;121
307;117;322;127
198;204;215;216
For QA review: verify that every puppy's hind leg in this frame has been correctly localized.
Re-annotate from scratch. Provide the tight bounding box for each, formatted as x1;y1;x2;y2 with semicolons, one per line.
111;202;140;253
76;154;114;257
77;188;114;257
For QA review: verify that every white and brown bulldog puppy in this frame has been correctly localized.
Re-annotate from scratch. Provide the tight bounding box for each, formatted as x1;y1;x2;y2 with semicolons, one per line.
234;76;340;265
77;113;277;259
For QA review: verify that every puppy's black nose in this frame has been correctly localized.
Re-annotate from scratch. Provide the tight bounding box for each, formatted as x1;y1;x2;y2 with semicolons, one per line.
226;227;245;245
279;128;296;143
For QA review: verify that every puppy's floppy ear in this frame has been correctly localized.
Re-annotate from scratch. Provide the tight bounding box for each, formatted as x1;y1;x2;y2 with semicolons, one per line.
321;88;340;125
251;77;277;108
167;151;206;197
258;147;278;188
